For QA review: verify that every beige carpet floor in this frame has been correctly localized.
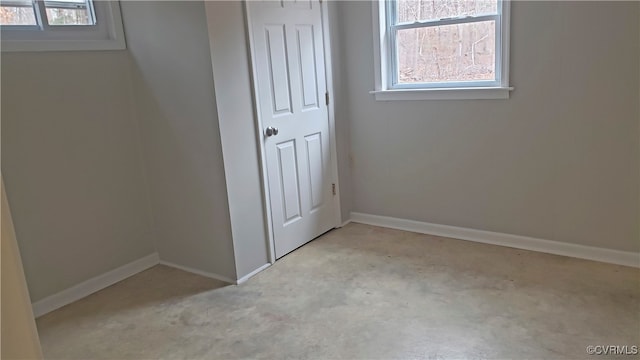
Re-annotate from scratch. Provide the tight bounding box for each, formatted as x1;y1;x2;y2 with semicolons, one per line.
37;223;639;359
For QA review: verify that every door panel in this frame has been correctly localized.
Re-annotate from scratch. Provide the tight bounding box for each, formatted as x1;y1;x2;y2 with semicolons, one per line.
276;140;302;223
304;133;324;211
264;24;292;115
248;0;335;259
283;0;312;10
295;25;319;110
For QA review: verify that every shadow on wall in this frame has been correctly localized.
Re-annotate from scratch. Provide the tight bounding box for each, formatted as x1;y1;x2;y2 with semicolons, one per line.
126;52;236;279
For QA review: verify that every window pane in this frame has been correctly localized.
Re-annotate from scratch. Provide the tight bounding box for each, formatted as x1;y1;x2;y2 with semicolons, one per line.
397;0;497;23
45;0;94;25
396;20;496;84
0;1;37;25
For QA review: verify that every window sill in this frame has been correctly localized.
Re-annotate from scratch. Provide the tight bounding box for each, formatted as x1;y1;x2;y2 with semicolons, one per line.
370;86;514;101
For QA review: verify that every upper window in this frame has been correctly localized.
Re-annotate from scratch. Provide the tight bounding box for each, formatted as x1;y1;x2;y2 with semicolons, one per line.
372;0;511;100
0;0;125;51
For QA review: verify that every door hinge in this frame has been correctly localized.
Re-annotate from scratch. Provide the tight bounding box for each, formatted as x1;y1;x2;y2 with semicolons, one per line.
325;92;329;106
332;183;336;196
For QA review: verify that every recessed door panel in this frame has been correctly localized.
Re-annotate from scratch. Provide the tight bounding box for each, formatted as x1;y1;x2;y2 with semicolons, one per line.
276;140;301;223
296;25;319;110
283;0;312;9
304;133;324;211
264;24;292;116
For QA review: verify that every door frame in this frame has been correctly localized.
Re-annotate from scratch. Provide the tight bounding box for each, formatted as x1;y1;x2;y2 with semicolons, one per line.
244;0;342;264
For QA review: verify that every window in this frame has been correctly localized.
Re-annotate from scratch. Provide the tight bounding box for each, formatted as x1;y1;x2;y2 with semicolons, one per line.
372;0;512;100
1;0;125;51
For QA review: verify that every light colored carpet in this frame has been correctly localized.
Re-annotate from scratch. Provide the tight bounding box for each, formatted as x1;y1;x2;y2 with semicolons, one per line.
37;223;639;359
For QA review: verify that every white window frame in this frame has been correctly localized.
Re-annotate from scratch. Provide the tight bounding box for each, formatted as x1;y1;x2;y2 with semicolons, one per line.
1;0;125;52
371;0;512;100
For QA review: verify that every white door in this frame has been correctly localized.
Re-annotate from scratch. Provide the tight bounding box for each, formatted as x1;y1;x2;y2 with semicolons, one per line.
247;0;336;259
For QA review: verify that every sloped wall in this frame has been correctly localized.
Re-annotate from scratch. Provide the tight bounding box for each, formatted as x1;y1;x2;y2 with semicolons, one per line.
121;1;237;279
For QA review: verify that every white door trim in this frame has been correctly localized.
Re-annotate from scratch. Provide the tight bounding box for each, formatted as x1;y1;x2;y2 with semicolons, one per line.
319;0;343;227
244;0;341;265
242;0;276;264
243;1;277;264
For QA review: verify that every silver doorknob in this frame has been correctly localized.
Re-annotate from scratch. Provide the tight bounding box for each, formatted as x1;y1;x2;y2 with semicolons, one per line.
265;126;279;137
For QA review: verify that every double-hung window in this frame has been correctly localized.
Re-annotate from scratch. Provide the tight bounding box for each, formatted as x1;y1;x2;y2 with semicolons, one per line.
1;0;125;51
372;0;512;100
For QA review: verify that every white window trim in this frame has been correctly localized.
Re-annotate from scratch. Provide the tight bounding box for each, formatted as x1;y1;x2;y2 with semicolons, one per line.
1;0;126;52
371;0;512;101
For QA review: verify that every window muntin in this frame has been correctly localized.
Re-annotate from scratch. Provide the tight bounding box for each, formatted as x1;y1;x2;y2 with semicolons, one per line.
387;0;504;89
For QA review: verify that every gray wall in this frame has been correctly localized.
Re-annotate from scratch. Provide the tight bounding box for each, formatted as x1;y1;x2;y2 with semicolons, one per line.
337;1;639;252
204;1;270;278
121;1;237;279
1;51;156;301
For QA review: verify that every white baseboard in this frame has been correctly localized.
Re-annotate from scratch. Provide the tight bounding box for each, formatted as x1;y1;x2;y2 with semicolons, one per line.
236;263;271;285
161;261;271;285
159;260;236;284
340;219;352;228
350;212;640;268
32;253;160;318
